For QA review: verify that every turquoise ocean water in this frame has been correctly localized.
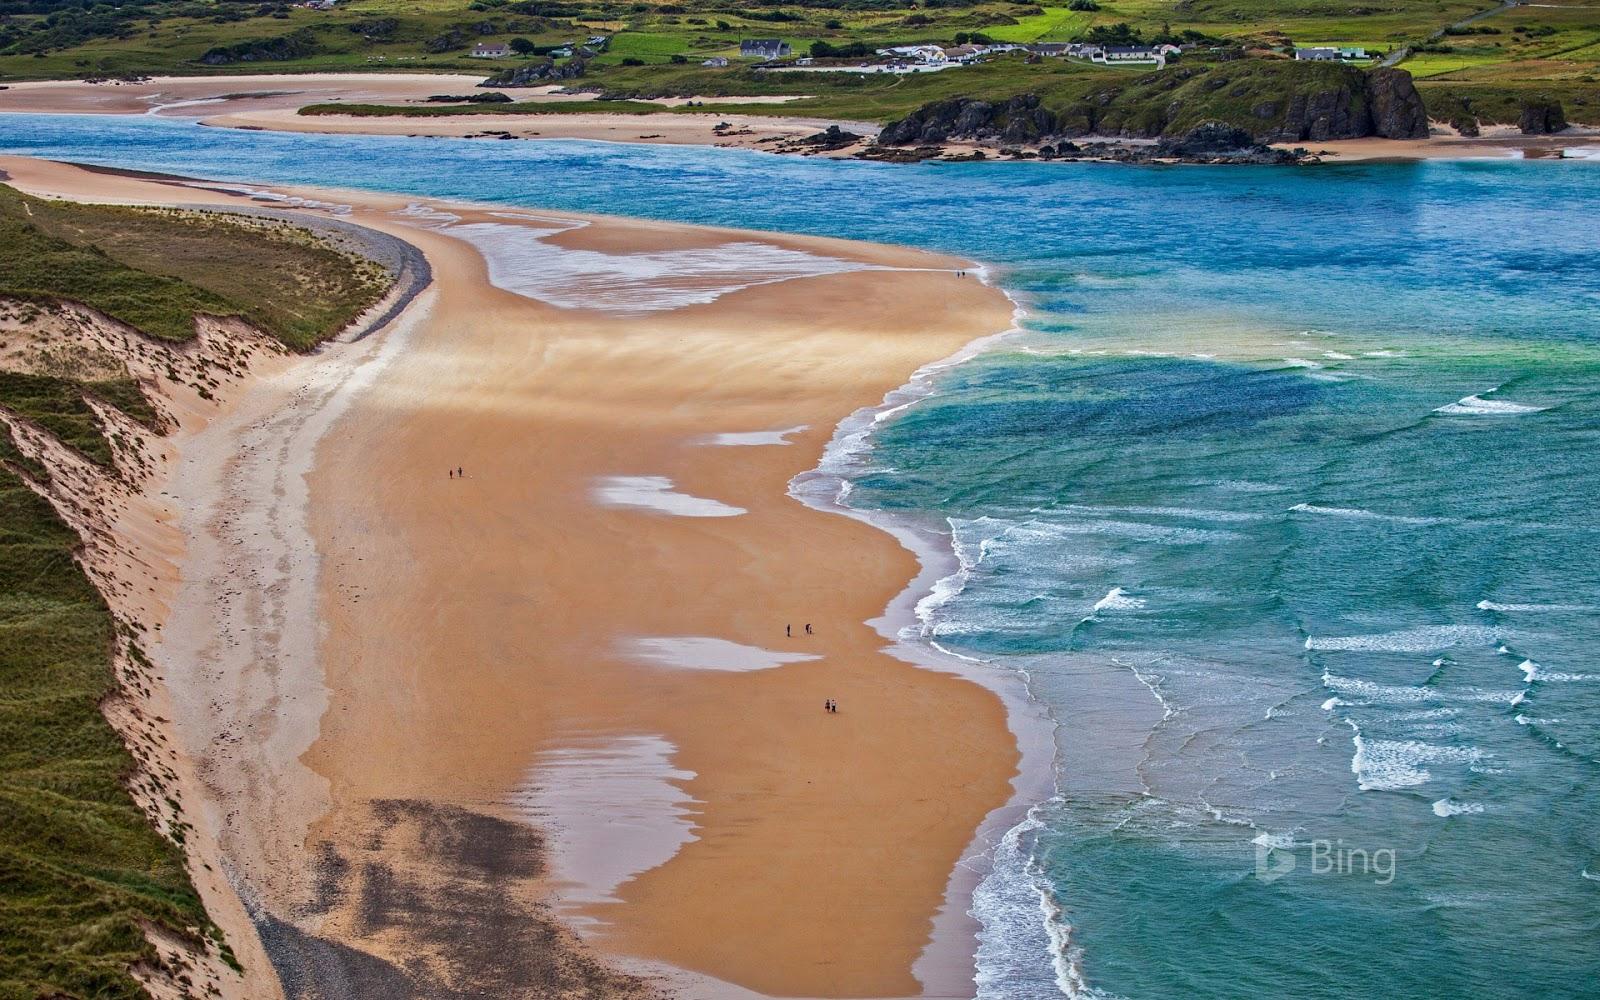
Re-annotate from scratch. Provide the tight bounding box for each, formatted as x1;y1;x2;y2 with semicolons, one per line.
3;115;1597;999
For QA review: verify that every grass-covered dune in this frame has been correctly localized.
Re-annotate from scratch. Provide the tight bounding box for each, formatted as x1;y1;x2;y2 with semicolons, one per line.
0;182;391;999
0;427;209;1000
0;185;391;350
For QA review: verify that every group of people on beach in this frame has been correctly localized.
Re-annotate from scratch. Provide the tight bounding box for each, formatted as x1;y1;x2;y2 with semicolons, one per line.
788;623;837;712
447;466;464;479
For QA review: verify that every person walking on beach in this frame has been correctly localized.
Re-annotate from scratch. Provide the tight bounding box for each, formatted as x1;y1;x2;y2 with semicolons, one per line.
805;623;813;635
448;468;453;479
457;466;464;478
786;624;792;638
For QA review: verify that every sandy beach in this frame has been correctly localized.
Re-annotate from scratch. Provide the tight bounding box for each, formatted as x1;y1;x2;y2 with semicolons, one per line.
0;154;1025;998
0;72;488;115
207;104;876;152
1288;124;1600;162
0;73;876;152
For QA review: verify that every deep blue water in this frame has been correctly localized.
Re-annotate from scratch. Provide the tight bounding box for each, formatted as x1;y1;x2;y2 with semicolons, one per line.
4;114;1598;999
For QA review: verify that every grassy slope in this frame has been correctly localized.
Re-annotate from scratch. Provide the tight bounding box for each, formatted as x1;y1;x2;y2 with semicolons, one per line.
0;188;236;344
1;187;390;351
0;184;390;999
0;435;206;1000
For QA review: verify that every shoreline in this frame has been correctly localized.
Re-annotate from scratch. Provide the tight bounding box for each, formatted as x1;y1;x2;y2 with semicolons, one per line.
5;73;1600;163
3;154;1033;998
790;310;1063;995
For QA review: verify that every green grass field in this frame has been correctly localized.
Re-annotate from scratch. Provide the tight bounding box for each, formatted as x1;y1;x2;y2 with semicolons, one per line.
0;184;394;999
2;0;1594;94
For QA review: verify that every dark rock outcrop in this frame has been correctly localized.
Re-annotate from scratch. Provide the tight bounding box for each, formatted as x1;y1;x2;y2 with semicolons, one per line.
1519;99;1568;135
877;94;1059;146
874;64;1428;157
479;58;586;87
1155;121;1298;163
1267;68;1424;141
1270;85;1370;142
790;125;865;150
1366;67;1430;139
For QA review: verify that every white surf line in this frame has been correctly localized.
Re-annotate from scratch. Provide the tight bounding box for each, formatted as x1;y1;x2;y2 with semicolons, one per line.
694;425;808;447
504;735;697;910
622;636;820;672
1433;385;1547;415
592;475;745;517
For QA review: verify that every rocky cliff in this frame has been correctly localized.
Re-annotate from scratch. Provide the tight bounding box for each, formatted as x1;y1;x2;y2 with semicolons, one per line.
876;62;1431;150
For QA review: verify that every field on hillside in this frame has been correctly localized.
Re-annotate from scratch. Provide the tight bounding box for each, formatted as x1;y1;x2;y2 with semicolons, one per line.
2;0;1595;124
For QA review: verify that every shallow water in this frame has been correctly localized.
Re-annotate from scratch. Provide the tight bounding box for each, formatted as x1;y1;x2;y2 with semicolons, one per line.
4;114;1597;999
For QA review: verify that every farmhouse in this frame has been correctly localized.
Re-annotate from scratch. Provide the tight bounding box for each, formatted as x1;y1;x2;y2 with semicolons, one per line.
940;43;985;63
880;44;947;64
740;39;791;59
1295;46;1365;61
471;42;510;58
702;56;729;67
1099;45;1161;62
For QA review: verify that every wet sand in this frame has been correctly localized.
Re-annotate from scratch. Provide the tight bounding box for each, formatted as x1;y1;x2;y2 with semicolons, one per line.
0;72;488;115
1285;124;1600;161
1;155;1023;998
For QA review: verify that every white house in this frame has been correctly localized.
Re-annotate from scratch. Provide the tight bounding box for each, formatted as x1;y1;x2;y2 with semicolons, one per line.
1294;46;1366;61
740;39;791;59
471;42;510;58
702;55;729;67
940;43;984;63
1097;45;1162;63
879;44;947;64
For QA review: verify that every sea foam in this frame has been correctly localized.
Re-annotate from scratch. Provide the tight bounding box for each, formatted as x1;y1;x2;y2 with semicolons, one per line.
1090;587;1146;614
1476;599;1596;613
1289;503;1447;526
1433;389;1547;416
1307;624;1497;653
1348;722;1486;791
